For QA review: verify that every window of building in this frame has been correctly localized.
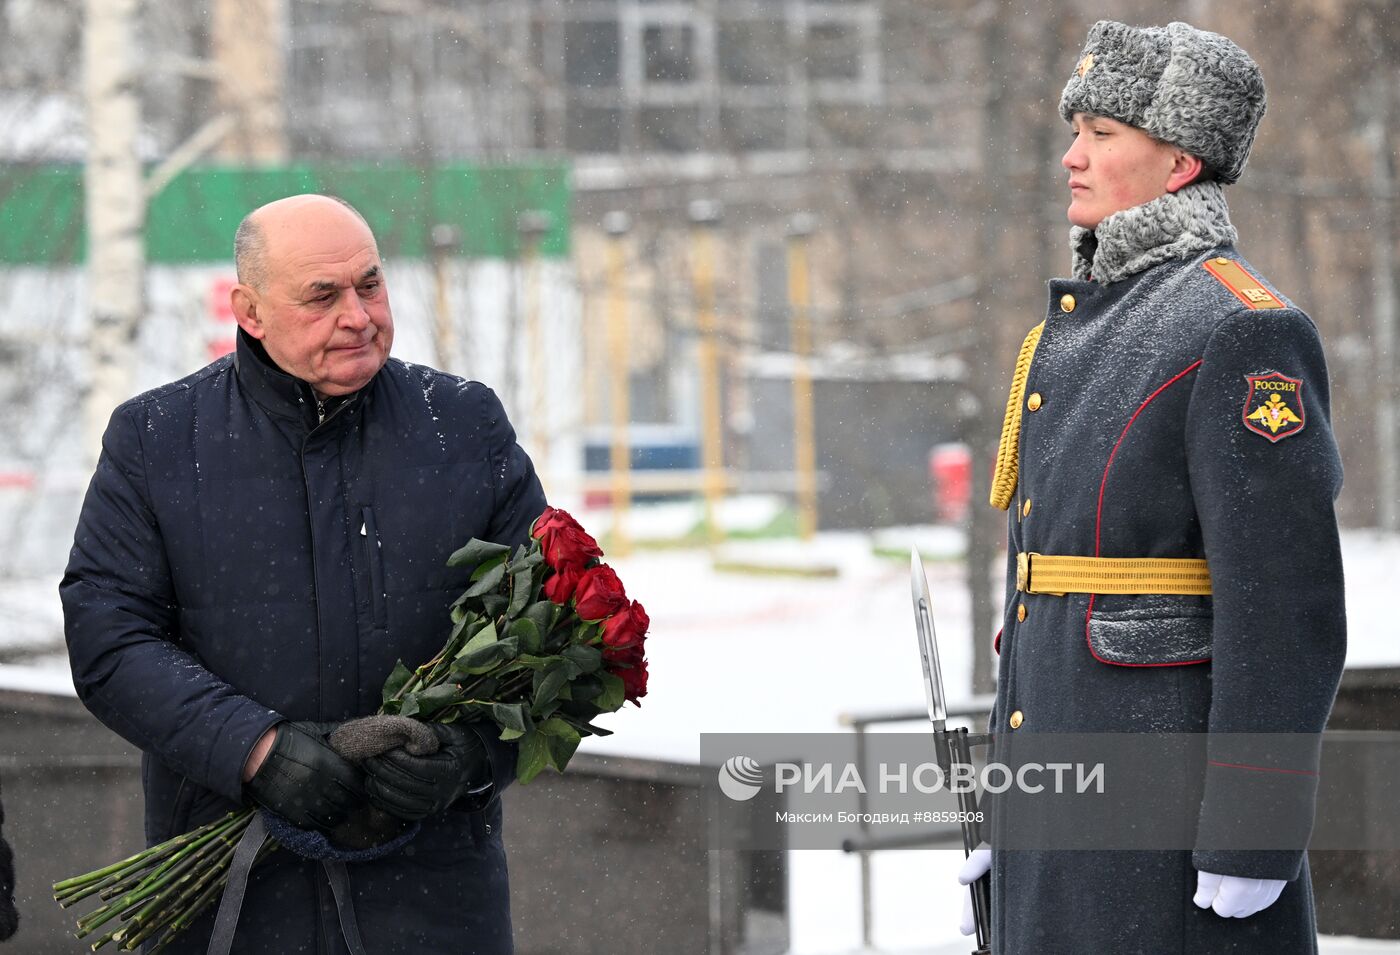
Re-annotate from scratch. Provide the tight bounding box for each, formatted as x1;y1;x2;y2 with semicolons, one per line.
805;20;861;81
718;20;785;86
643;23;697;84
566;20;621;88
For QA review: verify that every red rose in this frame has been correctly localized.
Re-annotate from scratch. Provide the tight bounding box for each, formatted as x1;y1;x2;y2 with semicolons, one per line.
542;564;584;604
604;643;648;704
601;600;649;649
531;506;602;570
573;564;628;621
619;659;648;704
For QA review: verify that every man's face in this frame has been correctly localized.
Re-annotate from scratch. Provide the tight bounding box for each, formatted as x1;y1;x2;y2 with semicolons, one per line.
1061;113;1186;230
232;199;394;398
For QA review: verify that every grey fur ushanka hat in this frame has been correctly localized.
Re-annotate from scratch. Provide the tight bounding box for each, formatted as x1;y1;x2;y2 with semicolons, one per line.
1059;20;1266;184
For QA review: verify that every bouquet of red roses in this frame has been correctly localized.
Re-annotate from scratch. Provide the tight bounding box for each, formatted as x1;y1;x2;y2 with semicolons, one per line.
381;505;649;781
54;507;647;952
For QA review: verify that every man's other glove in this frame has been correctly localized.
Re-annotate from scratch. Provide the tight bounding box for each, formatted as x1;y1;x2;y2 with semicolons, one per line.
1193;870;1287;918
245;721;365;833
957;846;992;936
363;722;493;822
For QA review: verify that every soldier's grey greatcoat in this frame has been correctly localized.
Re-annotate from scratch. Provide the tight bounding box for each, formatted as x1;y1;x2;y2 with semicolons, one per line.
987;180;1346;954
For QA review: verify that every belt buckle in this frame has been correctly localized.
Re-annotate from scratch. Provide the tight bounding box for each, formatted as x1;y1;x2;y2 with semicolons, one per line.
1016;552;1029;592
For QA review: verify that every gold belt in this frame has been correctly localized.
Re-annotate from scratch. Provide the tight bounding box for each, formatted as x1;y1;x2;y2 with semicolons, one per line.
1016;552;1213;596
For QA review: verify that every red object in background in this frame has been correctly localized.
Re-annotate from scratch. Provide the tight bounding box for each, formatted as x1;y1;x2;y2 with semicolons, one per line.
207;277;239;359
208;278;237;323
929;442;971;524
206;339;236;360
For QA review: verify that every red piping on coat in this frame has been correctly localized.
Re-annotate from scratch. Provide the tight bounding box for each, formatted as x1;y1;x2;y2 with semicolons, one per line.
1207;759;1317;777
1085;360;1211;667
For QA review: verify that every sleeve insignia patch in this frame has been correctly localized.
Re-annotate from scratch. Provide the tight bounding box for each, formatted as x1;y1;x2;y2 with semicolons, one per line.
1243;372;1306;442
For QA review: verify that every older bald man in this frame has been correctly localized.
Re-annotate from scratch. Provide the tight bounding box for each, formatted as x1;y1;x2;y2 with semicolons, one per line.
62;195;545;954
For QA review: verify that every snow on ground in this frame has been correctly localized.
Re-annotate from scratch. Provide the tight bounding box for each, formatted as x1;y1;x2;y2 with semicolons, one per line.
2;500;1397;952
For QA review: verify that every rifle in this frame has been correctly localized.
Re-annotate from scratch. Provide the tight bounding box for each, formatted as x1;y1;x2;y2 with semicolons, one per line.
911;549;992;954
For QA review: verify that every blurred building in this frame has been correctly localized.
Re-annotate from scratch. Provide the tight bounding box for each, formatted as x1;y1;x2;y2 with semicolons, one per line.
0;0;1395;533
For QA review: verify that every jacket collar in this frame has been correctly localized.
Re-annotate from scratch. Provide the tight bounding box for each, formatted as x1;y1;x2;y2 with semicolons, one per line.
1070;180;1238;285
233;329;364;431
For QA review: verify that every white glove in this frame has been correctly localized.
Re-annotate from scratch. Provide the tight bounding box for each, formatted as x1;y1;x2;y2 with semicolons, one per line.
957;846;993;936
1192;870;1286;918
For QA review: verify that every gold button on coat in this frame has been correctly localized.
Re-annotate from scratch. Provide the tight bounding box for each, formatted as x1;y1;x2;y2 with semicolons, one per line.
1060;294;1076;313
1017;604;1027;622
1009;710;1024;729
1022;499;1032;517
1027;392;1043;412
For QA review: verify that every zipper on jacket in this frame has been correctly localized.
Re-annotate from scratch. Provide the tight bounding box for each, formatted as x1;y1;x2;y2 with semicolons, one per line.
165;776;190;841
361;506;388;628
299;392;356;719
300;435;329;719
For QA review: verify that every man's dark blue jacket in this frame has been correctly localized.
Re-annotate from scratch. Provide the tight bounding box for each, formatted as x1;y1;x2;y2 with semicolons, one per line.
0;775;16;942
61;331;546;954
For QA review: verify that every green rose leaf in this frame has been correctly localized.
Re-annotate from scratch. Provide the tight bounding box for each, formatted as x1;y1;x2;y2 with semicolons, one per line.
499;726;525;741
400;694;421;718
415;684;460;718
562;644;602;675
456;635;521;677
545;732;581;772
481;594;509;617
464;560;507;597
538;717;582;743
492;702;531;733
514;652;556;670
508;617;542;654
448;609;481;643
507;568;535;618
381;660;413;704
522;600;561;636
596;672;626;712
532;663;570;712
568;674;603;703
517;732;551;784
455;621;498;660
447;539;511;571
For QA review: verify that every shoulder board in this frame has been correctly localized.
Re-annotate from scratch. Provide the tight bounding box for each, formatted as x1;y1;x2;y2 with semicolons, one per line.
1202;257;1285;309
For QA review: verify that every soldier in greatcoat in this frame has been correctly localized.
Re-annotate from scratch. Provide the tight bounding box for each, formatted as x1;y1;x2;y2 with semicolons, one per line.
954;20;1347;954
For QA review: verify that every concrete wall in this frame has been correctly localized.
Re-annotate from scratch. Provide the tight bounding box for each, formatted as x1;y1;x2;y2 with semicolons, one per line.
1313;668;1400;939
0;688;785;954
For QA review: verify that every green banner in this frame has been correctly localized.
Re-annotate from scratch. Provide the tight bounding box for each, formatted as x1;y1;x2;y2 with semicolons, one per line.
0;162;571;265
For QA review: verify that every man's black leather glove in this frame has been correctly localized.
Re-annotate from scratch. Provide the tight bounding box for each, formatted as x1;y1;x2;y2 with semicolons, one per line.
245;721;365;833
363;722;494;821
0;777;17;941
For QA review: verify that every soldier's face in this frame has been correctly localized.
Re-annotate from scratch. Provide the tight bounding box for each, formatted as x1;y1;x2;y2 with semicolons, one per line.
1061;114;1192;229
232;198;395;399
